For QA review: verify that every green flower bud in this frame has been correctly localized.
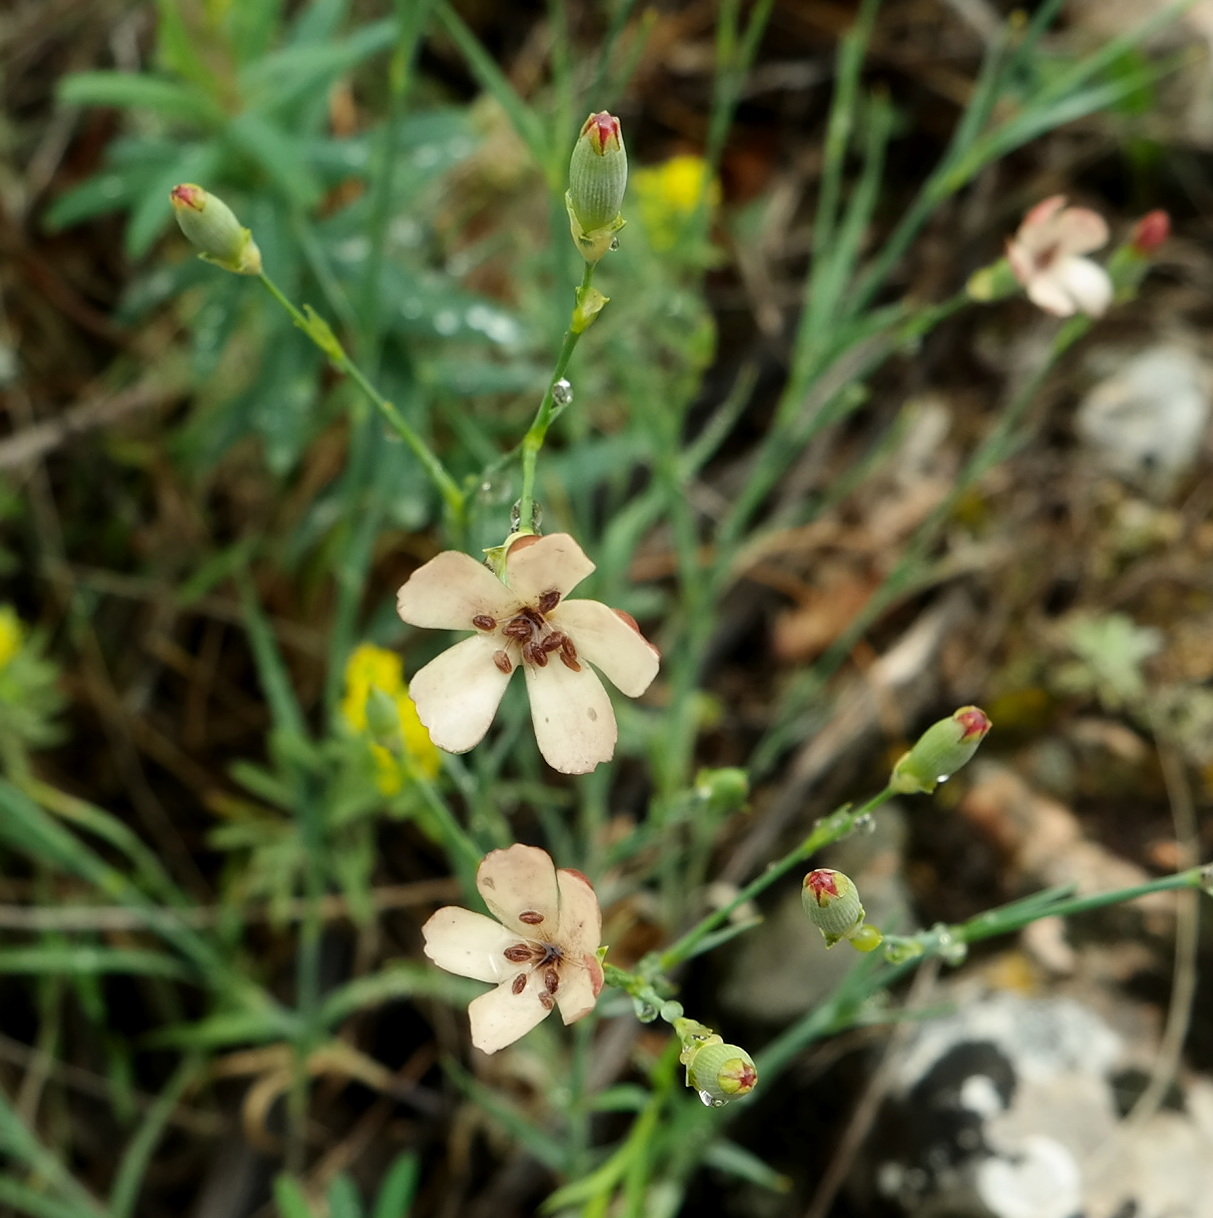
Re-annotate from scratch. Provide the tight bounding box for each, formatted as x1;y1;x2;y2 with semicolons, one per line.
694;766;749;814
889;705;992;795
802;868;865;948
169;184;262;275
364;685;402;747
685;1040;758;1106
566;111;628;263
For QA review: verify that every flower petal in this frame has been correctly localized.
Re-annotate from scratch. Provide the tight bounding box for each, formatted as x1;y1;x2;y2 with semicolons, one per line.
549;599;659;697
408;634;513;754
478;844;561;934
422;906;520;983
523;659;617;774
506;533;596;604
467;976;553;1054
1054;208;1109;257
556;952;604;1027
1055;256;1112;317
556;867;602;954
1025;272;1079;318
397;551;518;630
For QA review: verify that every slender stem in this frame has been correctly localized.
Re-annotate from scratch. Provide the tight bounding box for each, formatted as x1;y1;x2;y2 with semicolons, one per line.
658;786;896;971
257;271;463;518
516;262;596;532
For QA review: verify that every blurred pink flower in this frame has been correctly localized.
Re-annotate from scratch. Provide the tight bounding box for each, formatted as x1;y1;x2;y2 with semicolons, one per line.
422;844;604;1054
396;533;659;774
1007;196;1112;318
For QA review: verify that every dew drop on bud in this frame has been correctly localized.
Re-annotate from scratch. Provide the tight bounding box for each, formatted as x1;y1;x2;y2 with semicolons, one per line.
936;774;950;785
854;813;875;835
552;378;573;407
609;237;620;251
698;1090;727;1108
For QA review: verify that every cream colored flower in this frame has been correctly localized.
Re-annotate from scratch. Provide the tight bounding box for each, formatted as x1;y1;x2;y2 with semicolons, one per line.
422;844;604;1054
395;533;659;775
1006;196;1113;318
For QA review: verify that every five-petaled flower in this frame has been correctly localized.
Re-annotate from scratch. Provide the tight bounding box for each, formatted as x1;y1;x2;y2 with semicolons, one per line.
1006;195;1113;318
395;533;659;774
422;844;604;1054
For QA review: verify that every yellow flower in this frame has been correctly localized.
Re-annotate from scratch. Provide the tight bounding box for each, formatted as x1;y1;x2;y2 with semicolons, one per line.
632;155;721;251
0;606;23;671
340;643;440;791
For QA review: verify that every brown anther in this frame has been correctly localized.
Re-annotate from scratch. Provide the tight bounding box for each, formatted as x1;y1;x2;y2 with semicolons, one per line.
537;590;561;614
559;636;582;673
524;641;548;667
502;617;532;640
541;631;565;653
544;968;559;994
472;614;497;631
503;944;532;963
518;910;544;925
520;606;546;628
537;991;555;1011
492;650;513;674
512;973;528;995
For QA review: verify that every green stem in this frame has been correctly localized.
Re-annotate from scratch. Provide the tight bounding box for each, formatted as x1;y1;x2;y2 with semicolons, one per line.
257;271;463;519
658;786;896;972
516;262;596;533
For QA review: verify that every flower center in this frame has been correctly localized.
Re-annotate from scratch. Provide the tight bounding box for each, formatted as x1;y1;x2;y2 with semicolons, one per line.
472;592;582;675
502;938;564;1009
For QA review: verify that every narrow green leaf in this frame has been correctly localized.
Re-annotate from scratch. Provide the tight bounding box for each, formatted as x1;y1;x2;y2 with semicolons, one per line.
370;1152;420;1218
326;1174;364;1218
702;1140;791;1193
235;570;308;738
58;72;223;126
0;946;192;981
273;1174;316;1218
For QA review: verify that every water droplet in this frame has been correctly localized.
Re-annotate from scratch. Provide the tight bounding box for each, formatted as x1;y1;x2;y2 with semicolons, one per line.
609;237;620;251
698;1090;727;1108
935;774;951;785
933;924;967;966
854;813;875;835
552;378;573;407
633;998;659;1024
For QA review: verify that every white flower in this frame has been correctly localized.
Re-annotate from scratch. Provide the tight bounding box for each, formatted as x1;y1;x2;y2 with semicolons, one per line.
421;844;604;1054
1006;195;1113;318
395;533;659;774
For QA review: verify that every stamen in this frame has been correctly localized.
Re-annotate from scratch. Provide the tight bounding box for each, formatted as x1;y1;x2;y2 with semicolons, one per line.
472;614;497;631
524;640;549;667
541;631;565;653
502;617;532;640
537;991;554;1011
512;974;528;995
544;968;559;994
518;911;544;925
520;607;546;628
493;650;513;674
537;590;560;614
503;945;532;962
559;635;582;673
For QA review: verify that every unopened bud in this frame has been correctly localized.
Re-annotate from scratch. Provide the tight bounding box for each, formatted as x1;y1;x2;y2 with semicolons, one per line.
365;685;402;747
685;1040;758;1105
695;767;749;813
169;183;262;275
1130;210;1170;255
889;705;991;795
802;869;866;947
566;112;627;263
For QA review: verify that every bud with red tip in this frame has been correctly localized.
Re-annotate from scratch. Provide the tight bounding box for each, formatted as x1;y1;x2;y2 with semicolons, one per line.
566;111;628;263
802;868;881;950
889;706;991;795
1129;210;1170;256
673;1017;757;1106
169;184;262;275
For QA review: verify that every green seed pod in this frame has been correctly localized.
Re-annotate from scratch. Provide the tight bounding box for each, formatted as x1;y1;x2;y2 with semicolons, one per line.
848;923;884;953
802;868;865;948
566;112;628;263
685;1040;758;1106
889;705;992;795
169;184;262;275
